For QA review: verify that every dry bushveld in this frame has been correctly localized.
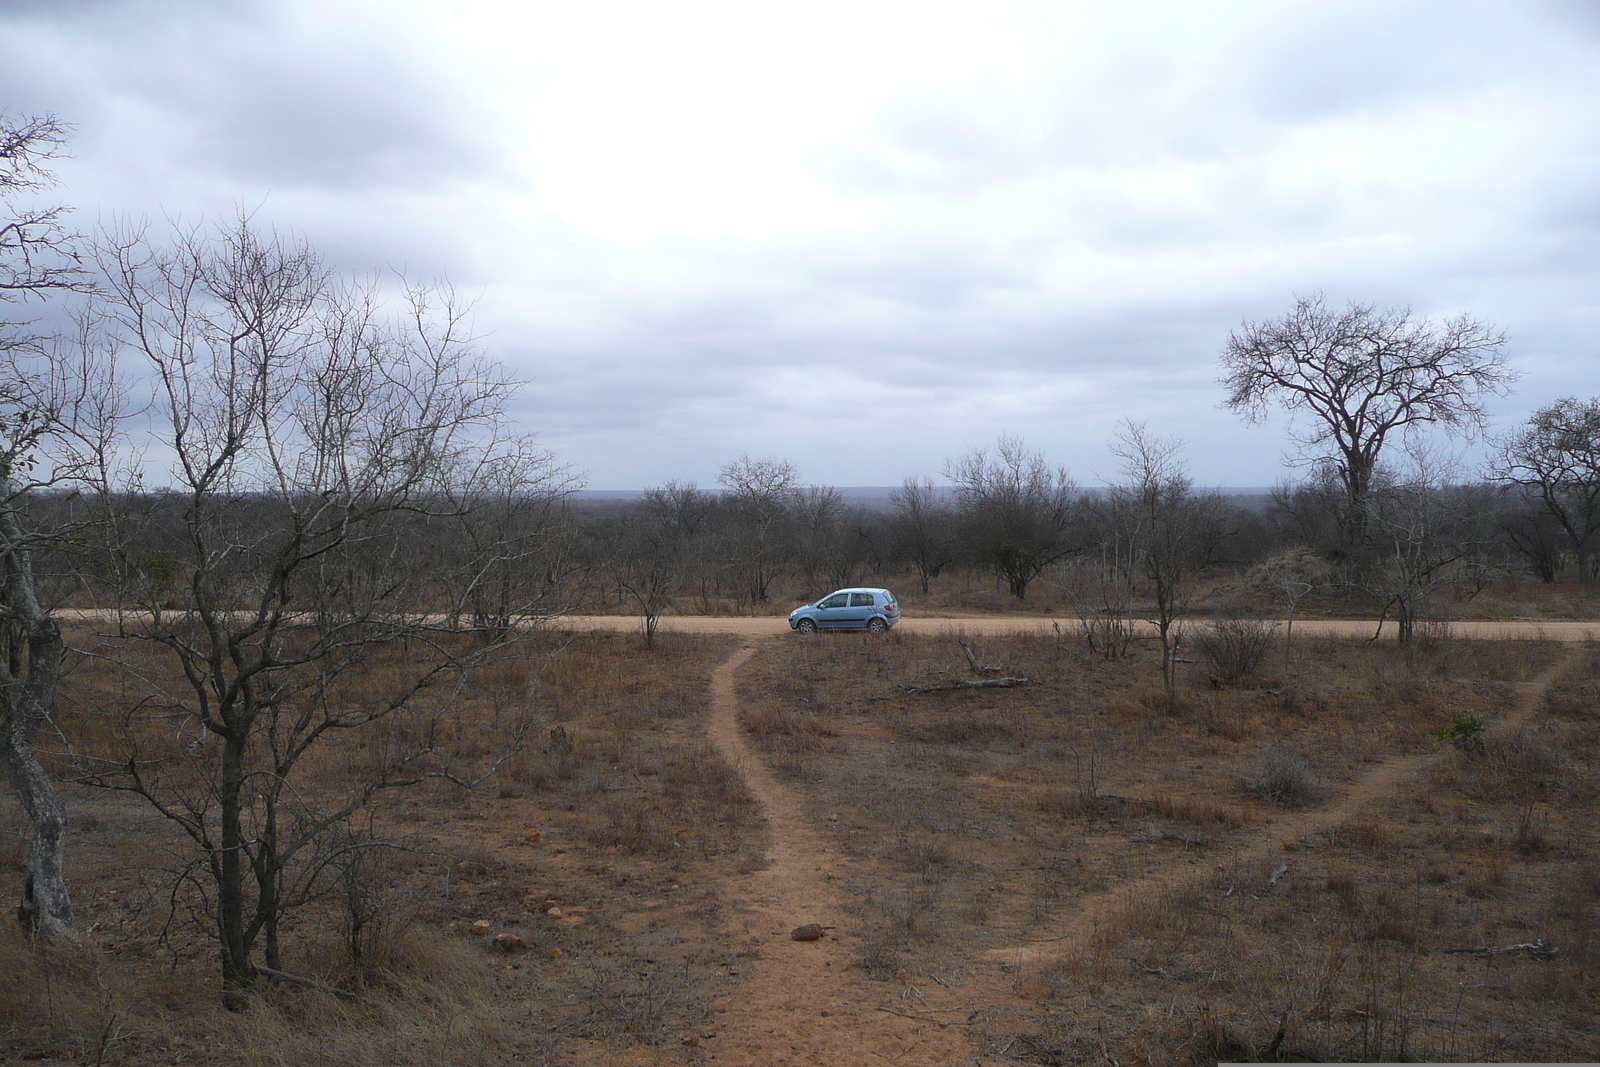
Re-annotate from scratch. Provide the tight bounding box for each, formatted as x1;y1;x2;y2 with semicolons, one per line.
2;624;1598;1065
736;630;1600;1064
1;630;762;1066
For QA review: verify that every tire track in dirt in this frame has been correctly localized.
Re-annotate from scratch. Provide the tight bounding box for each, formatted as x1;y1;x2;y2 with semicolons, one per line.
988;646;1583;970
704;641;972;1066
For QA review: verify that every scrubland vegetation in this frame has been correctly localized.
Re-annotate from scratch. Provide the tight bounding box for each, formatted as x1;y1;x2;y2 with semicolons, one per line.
736;631;1599;1064
5;111;1600;1066
2;630;762;1065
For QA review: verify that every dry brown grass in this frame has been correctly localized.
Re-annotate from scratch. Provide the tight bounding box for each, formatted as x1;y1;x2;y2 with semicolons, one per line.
2;629;759;1066
5;621;1596;1064
736;629;1597;1064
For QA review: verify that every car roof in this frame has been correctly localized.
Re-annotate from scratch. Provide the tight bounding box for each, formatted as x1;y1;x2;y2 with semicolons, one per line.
830;587;893;594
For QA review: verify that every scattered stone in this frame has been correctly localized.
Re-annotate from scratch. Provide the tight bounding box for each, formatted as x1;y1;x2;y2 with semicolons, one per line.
470;920;492;937
523;828;542;844
546;906;564;919
549;947;564;960
791;923;825;941
492;933;527;953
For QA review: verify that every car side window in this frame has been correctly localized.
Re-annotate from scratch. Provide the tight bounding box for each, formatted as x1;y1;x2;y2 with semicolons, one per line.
819;594;849;608
849;593;875;607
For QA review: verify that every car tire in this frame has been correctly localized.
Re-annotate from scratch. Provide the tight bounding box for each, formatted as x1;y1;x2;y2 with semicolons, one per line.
866;617;889;634
796;618;818;635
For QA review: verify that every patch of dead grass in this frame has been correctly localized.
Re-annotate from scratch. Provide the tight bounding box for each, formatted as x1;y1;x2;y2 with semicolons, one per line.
738;630;1592;1064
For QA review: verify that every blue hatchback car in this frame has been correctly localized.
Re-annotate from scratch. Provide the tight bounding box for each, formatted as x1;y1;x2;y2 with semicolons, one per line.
788;587;900;634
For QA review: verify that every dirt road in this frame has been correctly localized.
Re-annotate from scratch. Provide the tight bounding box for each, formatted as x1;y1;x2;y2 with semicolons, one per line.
560;615;1600;641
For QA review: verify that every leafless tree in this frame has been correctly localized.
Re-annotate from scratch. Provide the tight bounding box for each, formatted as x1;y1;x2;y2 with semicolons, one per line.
1104;422;1224;703
1493;396;1600;582
1361;451;1473;644
717;455;799;603
1221;294;1513;546
614;482;708;645
436;436;580;634
1247;546;1330;669
945;435;1078;599
70;214;568;1004
1499;497;1565;583
0;113;103;941
793;484;844;583
1;114;92;331
0;365;116;942
889;476;956;594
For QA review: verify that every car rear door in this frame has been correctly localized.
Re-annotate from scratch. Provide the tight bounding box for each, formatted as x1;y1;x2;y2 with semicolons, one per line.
846;592;876;627
815;592;851;628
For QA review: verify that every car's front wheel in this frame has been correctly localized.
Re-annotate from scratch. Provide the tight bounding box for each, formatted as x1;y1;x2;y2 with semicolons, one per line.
866;617;889;634
796;618;818;635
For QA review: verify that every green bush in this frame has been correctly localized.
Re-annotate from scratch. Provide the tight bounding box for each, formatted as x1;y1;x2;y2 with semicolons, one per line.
1435;712;1487;756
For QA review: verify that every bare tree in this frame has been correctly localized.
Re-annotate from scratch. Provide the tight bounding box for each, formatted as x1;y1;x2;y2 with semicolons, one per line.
1493;396;1600;582
1;114;92;329
1221;294;1513;545
1499;495;1565;583
0;113;102;941
614;482;709;645
945;435;1078;599
437;437;579;634
793;484;844;583
717;455;799;603
73;215;567;1004
889;476;956;594
1361;450;1474;644
1104;422;1223;703
2;331;130;943
1247;546;1329;669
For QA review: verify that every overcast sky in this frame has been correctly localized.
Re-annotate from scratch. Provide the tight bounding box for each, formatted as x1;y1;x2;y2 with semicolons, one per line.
3;0;1598;488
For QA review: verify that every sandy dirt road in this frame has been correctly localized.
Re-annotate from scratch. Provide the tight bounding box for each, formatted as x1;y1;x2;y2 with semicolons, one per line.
559;614;1600;641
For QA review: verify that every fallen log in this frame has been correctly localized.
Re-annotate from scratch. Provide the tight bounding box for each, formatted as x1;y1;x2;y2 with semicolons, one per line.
1442;939;1557;960
898;676;1030;693
1130;829;1210;849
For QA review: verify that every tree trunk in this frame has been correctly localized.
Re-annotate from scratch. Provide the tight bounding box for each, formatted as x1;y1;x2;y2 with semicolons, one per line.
1343;455;1374;548
0;685;75;941
217;732;255;1005
1157;618;1178;706
1395;598;1415;646
0;501;76;942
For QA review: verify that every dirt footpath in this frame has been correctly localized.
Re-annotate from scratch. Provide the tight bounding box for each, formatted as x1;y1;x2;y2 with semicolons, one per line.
700;642;972;1066
984;645;1584;970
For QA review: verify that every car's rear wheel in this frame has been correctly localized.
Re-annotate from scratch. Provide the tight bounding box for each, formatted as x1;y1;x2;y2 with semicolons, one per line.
866;617;889;634
796;618;818;635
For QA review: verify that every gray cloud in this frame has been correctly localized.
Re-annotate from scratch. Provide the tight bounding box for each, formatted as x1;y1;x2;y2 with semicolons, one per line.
5;1;1600;489
1;0;495;196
